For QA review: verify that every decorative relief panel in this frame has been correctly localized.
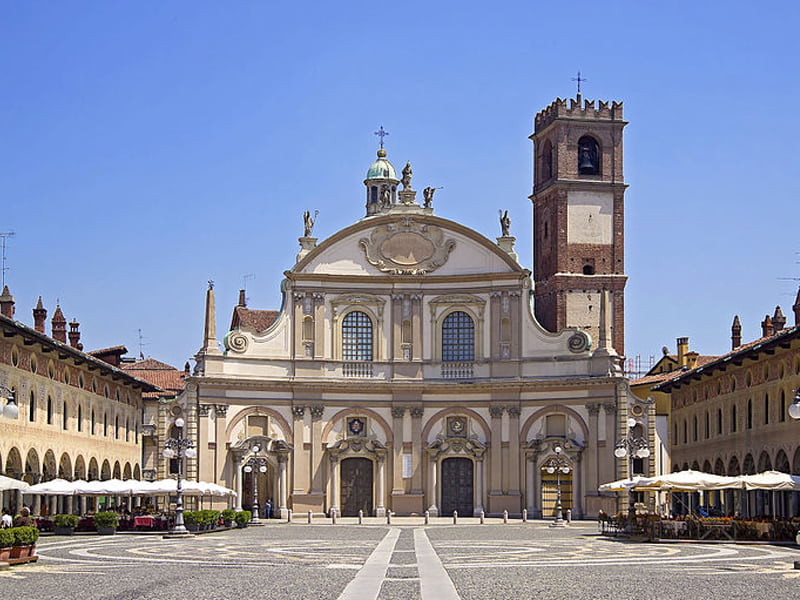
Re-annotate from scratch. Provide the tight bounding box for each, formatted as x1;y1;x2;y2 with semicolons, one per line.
359;218;455;275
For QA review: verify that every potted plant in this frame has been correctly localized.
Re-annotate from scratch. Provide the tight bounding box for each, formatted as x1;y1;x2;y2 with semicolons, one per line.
0;528;13;562
183;511;199;532
94;511;119;535
234;510;251;528
221;509;235;528
10;526;39;559
54;514;80;536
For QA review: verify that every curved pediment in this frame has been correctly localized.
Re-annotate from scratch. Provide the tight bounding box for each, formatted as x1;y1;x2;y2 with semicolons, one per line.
294;214;525;278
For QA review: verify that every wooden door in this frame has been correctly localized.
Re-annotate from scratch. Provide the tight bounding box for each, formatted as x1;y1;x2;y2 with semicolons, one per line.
440;457;474;516
341;457;373;516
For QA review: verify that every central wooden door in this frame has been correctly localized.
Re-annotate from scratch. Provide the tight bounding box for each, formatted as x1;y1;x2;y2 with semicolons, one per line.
440;457;474;516
340;457;373;516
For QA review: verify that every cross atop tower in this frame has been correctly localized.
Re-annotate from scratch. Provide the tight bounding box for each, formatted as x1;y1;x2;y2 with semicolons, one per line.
374;126;389;149
571;71;587;96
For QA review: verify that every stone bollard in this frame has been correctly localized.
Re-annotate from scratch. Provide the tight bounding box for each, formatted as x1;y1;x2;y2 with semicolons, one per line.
522;509;528;523
503;510;508;524
331;509;337;525
287;509;293;523
424;510;430;525
387;511;392;525
308;510;313;524
566;509;572;524
453;510;458;525
480;510;485;524
358;509;363;525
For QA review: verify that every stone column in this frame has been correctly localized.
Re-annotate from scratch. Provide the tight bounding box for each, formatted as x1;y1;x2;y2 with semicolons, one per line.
233;454;244;511
391;407;406;494
427;455;439;516
278;453;288;518
376;454;386;517
198;404;211;481
329;454;340;516
585;402;600;500
507;406;521;496
214;404;229;485
309;405;324;494
410;407;424;493
474;457;485;515
292;406;308;495
603;402;619;481
573;451;584;518
489;406;504;496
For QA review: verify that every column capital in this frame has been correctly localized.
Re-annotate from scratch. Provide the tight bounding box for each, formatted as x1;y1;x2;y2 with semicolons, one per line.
602;402;617;414
292;406;306;419
198;404;212;417
506;406;521;418
391;406;407;419
277;452;289;464
409;407;424;419
489;405;504;419
213;404;229;417
309;404;324;420
586;402;601;416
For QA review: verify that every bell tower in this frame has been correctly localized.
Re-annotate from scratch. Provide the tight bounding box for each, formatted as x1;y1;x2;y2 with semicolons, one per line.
529;93;628;354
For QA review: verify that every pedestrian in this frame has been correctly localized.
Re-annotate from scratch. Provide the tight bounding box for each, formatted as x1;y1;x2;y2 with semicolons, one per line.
1;507;12;528
14;506;31;527
264;499;272;519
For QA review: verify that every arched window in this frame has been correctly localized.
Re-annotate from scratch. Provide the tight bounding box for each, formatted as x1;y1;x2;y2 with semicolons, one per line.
91;409;95;434
77;404;82;432
542;139;554;180
342;311;373;361
717;408;723;435
682;420;687;444
692;416;698;441
763;394;769;425
577;135;600;175
62;401;68;430
780;390;786;423
746;399;752;429
103;412;108;436
47;395;53;425
704;412;709;439
29;391;36;422
442;311;475;362
731;405;737;433
115;416;119;439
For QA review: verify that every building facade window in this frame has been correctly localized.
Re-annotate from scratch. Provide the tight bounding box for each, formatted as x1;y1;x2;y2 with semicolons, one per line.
342;311;373;361
29;391;35;422
62;401;68;430
442;311;475;361
47;395;53;425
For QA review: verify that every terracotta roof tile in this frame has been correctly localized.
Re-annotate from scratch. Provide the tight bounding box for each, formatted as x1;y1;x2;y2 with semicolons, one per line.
231;307;279;332
121;358;186;398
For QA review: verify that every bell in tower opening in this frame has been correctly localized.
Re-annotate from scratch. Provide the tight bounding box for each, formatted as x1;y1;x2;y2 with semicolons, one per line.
577;135;600;175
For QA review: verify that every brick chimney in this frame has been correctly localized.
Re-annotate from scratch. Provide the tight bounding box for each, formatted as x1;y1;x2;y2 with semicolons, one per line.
761;314;774;338
0;285;14;318
685;351;699;370
731;315;742;350
33;297;47;333
238;289;246;307
51;305;67;343
68;319;82;350
773;306;787;332
676;337;689;367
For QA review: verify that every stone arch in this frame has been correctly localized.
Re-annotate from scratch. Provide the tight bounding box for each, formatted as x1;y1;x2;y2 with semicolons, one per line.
421;407;491;445
792;448;800;475
74;455;86;480
757;451;772;472
123;463;132;480
520;405;590;444
775;449;790;473
714;457;725;475
88;457;99;480
112;461;121;479
702;459;712;473
42;449;57;481
133;464;141;480
742;453;756;475
58;452;72;480
225;406;293;445
4;447;22;478
100;459;111;480
691;460;700;470
322;407;393;445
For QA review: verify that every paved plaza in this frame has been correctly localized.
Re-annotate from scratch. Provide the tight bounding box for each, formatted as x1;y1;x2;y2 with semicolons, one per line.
3;520;800;599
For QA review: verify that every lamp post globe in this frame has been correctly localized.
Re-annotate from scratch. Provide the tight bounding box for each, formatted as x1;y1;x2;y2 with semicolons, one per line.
0;386;18;420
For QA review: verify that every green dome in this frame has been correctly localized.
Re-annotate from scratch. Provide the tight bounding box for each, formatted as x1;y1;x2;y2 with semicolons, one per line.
365;149;397;180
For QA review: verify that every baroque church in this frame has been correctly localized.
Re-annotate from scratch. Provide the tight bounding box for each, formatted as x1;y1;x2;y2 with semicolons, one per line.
185;94;650;519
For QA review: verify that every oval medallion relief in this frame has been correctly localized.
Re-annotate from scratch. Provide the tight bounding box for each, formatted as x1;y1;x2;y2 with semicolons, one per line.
379;232;435;265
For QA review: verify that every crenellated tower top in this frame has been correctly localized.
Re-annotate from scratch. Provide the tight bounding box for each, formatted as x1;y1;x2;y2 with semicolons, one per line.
534;95;624;132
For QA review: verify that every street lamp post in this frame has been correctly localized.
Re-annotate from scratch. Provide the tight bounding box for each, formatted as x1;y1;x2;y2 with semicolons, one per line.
543;445;571;527
614;418;650;519
162;417;196;536
0;385;18;420
244;443;268;523
787;389;800;421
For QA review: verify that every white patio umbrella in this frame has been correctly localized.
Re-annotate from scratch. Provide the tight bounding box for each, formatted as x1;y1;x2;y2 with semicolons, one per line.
631;470;741;491
25;478;77;495
739;471;800;491
598;476;650;493
0;475;30;492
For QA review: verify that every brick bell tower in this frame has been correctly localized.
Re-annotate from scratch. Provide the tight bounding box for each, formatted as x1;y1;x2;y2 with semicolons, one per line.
529;93;628;355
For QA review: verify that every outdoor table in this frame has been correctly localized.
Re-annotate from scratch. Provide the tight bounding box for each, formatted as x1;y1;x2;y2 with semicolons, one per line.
133;516;156;529
699;522;734;540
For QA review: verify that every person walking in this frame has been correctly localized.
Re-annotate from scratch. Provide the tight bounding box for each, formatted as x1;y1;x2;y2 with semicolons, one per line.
1;507;12;528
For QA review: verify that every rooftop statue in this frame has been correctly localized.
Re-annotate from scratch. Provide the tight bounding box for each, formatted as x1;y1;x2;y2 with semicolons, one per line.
401;162;413;190
423;186;439;208
499;210;511;236
303;210;318;237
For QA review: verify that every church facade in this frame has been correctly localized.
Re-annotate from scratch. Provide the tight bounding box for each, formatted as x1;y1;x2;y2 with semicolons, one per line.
188;95;649;519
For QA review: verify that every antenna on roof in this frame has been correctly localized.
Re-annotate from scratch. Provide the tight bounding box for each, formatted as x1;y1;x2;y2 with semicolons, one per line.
137;328;149;360
242;273;255;305
0;231;15;288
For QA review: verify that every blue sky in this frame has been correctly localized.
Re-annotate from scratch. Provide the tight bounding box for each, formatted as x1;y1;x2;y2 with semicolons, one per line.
2;1;799;372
